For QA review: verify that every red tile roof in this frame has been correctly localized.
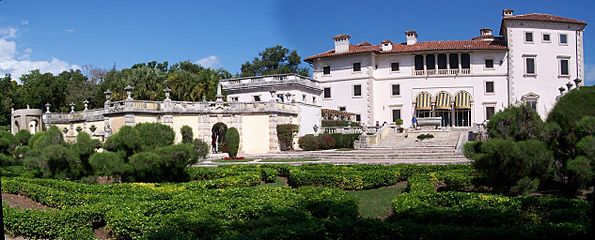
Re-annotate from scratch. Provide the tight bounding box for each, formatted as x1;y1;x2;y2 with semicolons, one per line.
503;13;586;25
304;39;507;62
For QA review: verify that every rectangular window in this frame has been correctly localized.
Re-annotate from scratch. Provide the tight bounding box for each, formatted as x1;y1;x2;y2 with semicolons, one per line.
485;81;494;93
253;95;261;102
323;66;331;75
391;84;400;96
353;62;361;72
525;32;533;43
461;53;471;69
355;114;361;122
339;107;346;112
414;55;424;70
323;87;331;98
391;62;400;71
560;59;569;76
312;97;317;104
527;101;537;111
484;59;494;69
437;54;447;69
486;107;495;120
353;84;362;97
426;54;436;70
542;34;551;42
449;54;459;69
525;58;536;75
392;109;401;123
559;34;568;44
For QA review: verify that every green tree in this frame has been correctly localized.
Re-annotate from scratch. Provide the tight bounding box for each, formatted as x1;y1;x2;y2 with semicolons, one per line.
104;126;142;158
225;127;240;158
180;125;193;144
487;104;548;141
135;123;176;149
14;129;32;146
0;74;17;126
89;151;128;178
240;45;309;77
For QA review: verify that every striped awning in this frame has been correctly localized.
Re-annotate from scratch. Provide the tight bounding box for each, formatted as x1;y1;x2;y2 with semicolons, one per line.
454;91;472;109
415;92;432;110
435;92;452;110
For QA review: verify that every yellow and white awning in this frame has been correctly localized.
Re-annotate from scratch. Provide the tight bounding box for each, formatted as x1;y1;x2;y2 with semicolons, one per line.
454;91;472;109
435;92;452;110
415;92;432;110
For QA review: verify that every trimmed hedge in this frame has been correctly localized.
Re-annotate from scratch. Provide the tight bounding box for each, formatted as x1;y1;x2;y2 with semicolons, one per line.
225;127;240;158
298;133;360;151
276;124;299;151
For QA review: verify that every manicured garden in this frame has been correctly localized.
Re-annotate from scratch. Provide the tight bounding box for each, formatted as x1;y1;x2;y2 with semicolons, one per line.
1;163;591;239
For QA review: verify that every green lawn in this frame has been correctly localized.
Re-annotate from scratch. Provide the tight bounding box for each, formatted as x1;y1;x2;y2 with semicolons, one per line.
347;182;407;219
211;159;254;163
258;158;319;162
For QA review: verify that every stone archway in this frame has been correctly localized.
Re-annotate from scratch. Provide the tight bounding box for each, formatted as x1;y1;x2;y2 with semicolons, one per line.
28;120;38;134
211;122;228;153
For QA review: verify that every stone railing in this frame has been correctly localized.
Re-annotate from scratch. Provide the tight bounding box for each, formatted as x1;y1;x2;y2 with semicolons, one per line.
354;124;392;149
221;74;320;90
412;68;471;76
46;100;299;124
322;126;363;134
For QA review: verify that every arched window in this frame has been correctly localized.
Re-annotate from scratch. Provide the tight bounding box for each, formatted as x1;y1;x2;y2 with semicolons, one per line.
434;92;452;127
454;91;472;127
415;92;432;118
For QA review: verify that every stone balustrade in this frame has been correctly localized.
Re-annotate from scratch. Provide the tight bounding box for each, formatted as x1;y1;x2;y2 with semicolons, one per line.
45;99;299;124
221;74;320;91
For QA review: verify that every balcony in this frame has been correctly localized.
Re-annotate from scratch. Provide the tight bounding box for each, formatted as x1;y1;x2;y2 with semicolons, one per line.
412;68;471;76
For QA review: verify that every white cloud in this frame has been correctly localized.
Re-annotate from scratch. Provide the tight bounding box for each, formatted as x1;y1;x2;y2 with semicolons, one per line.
65;28;75;33
0;27;17;39
0;27;79;81
585;63;595;86
196;55;220;69
20;20;29;26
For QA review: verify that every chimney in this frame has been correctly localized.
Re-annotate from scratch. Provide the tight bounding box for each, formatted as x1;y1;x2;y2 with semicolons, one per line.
332;34;351;54
480;28;493;36
502;9;513;17
380;39;392;52
405;30;418;45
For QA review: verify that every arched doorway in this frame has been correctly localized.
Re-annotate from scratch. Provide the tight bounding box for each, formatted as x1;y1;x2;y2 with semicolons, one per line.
415;92;432;118
29;120;38;134
211;122;228;153
454;91;472;127
434;92;452;127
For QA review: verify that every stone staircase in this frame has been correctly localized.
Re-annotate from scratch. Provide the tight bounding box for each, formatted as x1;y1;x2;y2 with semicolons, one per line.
303;129;471;164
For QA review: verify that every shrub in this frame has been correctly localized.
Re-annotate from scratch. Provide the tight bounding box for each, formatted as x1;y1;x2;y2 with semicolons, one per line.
330;133;360;149
193;138;209;159
276;124;299;151
180;125;193;144
89;151;128;177
298;134;320;151
321;120;355;127
104;126;142;158
73;132;97;174
40;145;83;179
0;153;18;166
13;145;31;161
472;139;554;194
127;152;162;182
394;118;404;125
417;133;434;141
225;127;240;158
14;129;32;146
488;104;548;141
319;134;336;150
0;130;18;154
135;123;176;149
28;132;45;148
38;126;64;148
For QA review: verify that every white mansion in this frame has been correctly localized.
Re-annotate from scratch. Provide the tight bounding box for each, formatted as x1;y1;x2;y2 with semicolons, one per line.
304;9;587;128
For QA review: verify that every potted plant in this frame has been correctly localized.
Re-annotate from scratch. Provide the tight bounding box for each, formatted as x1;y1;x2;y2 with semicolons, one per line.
394;118;404;133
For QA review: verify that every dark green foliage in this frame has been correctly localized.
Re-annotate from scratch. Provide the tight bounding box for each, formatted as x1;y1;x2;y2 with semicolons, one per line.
0;130;18;154
28;132;45;148
14;129;32;146
463;141;482;159
488;104;548;141
13;145;31;161
319;133;336;150
192;138;209;159
225;127;240;158
127;151;162;182
566;156;593;190
37;145;83;179
394;118;404;125
321;120;356;127
0;153;18;166
104;126;142;158
134;122;176;149
298;134;320;151
276;124;299;151
240;45;310;77
180;125;193;144
32;126;64;150
128;144;196;182
89;151;128;177
329;133;360;149
416;133;434;140
471;139;554;194
73;132;98;174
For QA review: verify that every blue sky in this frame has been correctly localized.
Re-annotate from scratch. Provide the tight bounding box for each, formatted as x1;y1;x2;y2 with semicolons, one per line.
1;0;594;84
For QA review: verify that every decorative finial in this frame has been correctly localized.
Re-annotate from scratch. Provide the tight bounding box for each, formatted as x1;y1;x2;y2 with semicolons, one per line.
104;89;112;101
164;87;171;100
69;102;75;113
566;81;573;91
574;78;582;88
558;86;565;95
125;85;134;100
45;103;51;113
83;99;89;111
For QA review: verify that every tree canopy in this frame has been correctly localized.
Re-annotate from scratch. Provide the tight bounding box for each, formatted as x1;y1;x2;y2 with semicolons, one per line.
240;45;309;77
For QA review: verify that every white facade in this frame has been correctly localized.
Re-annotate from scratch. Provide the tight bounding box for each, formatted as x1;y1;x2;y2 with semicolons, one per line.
221;74;323;136
305;10;586;128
